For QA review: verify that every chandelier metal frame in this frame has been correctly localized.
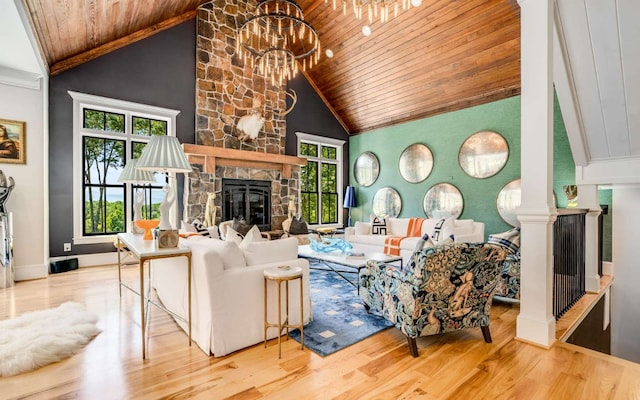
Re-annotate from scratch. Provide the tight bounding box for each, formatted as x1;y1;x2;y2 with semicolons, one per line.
237;0;320;85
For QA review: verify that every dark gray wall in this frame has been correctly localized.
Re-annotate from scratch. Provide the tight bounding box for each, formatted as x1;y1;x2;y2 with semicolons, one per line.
49;20;196;257
286;73;350;221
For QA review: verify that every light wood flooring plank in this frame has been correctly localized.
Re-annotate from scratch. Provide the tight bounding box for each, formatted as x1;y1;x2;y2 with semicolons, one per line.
0;265;639;400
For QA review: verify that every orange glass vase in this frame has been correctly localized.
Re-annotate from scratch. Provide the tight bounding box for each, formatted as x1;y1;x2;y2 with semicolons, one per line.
135;219;160;240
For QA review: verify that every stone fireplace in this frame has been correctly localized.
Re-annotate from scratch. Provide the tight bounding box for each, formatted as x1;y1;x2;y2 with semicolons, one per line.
183;1;305;231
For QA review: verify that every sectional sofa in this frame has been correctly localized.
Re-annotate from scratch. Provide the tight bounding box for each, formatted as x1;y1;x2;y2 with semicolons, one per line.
345;217;484;264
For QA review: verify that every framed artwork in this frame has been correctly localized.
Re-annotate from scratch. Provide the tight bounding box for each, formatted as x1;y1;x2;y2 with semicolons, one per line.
0;119;26;164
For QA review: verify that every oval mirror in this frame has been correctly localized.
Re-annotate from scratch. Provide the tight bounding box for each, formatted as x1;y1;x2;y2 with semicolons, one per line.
399;143;433;183
354;152;380;187
458;130;509;179
496;179;521;227
423;183;464;219
372;187;402;218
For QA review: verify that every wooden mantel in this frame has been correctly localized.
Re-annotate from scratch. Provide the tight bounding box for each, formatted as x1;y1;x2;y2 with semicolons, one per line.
182;144;307;178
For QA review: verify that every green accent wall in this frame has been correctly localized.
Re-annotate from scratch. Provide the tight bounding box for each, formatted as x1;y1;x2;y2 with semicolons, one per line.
348;95;576;239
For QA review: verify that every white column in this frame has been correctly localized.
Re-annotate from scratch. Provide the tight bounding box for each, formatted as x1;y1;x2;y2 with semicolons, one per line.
578;184;601;292
516;0;557;347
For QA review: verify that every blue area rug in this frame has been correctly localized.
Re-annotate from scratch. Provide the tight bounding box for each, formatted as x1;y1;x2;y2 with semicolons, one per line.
288;261;393;357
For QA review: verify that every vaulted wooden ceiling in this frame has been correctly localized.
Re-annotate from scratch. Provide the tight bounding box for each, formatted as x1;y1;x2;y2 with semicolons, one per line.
22;0;521;134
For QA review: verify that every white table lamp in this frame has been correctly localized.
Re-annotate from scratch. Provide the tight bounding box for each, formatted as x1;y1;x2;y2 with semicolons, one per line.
136;136;192;231
118;158;157;233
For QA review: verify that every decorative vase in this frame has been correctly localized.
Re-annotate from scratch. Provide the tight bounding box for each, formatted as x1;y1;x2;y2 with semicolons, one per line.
135;219;160;240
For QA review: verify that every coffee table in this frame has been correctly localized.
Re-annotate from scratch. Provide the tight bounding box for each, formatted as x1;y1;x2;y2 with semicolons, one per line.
298;244;402;287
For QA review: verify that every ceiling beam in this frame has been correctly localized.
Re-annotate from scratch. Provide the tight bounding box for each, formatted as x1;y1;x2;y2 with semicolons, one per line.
49;10;196;76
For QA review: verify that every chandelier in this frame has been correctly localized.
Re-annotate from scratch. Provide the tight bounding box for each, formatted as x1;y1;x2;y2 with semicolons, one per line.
237;0;320;86
325;0;422;24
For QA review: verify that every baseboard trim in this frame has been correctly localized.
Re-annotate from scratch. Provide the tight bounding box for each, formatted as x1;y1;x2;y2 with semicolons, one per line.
49;252;120;268
15;263;48;281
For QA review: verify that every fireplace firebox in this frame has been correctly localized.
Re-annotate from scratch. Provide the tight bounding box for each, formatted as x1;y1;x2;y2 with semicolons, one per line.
222;179;271;231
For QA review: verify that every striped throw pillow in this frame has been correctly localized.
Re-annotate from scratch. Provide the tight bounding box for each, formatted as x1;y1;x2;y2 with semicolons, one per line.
488;227;521;254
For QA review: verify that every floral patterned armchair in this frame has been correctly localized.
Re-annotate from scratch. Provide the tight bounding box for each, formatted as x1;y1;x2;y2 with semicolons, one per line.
494;250;521;300
358;242;508;357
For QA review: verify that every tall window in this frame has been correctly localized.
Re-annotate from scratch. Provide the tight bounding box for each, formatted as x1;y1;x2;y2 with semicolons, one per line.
70;92;179;244
296;132;344;227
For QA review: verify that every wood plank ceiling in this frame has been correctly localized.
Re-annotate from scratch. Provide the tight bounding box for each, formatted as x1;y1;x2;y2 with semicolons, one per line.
22;0;521;135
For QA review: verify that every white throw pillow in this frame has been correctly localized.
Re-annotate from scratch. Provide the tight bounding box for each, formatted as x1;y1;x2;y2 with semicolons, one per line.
225;226;243;245
354;221;371;235
186;238;246;269
432;218;455;244
181;220;198;233
216;241;246;269
206;226;220;239
370;215;387;235
242;237;298;266
239;225;265;251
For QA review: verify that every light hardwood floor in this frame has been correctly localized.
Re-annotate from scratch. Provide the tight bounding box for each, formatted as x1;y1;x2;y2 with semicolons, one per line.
1;265;639;399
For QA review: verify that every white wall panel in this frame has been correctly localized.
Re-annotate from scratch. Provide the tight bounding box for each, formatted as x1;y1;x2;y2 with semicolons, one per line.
585;0;629;158
556;0;608;159
611;186;640;363
0;81;48;280
618;0;640;156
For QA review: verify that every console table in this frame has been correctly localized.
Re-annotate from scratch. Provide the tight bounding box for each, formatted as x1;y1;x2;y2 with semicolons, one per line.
116;233;192;359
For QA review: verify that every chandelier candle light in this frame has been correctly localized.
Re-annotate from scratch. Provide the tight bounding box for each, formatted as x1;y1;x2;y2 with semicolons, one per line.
326;0;422;24
136;136;192;247
237;0;320;85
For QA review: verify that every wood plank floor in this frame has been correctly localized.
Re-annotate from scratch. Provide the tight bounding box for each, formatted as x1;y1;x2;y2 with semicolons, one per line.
1;265;639;399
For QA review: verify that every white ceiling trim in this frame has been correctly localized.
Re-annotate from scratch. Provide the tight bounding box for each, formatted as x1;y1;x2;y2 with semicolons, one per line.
576;157;640;185
0;66;41;90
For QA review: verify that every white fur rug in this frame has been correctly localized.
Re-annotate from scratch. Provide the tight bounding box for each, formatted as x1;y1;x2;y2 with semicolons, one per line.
0;302;101;377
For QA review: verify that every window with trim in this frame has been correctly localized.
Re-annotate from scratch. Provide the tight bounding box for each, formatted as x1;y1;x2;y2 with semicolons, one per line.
70;92;179;244
296;132;344;226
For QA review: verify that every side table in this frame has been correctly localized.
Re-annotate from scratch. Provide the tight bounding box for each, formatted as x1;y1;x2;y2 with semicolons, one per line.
117;233;192;360
263;265;304;358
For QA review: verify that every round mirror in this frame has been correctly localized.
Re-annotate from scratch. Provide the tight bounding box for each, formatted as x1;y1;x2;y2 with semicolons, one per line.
496;179;521;227
354;152;380;187
423;183;464;219
496;179;557;227
372;187;402;218
399;143;433;183
458;130;509;179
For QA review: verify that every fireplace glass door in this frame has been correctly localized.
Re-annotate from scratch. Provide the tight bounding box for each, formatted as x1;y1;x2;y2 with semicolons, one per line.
222;179;271;231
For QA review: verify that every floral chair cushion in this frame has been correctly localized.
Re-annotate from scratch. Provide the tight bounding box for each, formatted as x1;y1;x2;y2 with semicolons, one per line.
494;249;521;300
358;242;508;340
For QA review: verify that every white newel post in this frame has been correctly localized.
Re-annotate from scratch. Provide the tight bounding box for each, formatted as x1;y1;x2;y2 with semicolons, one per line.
516;0;557;347
578;184;601;292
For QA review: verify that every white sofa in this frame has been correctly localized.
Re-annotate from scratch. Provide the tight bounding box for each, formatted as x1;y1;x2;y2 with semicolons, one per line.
345;218;484;264
151;236;311;357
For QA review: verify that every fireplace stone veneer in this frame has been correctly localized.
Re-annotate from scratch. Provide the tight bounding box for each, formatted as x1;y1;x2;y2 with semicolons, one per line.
184;2;302;231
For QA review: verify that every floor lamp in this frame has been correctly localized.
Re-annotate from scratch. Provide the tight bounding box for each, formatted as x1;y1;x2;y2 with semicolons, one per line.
343;186;357;227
